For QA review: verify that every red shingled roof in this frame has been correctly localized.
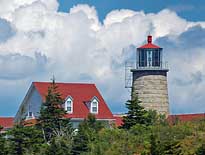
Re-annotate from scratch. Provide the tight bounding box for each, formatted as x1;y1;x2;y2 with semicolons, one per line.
168;113;205;124
113;113;205;127
33;82;114;120
0;117;14;129
138;35;161;49
113;115;124;127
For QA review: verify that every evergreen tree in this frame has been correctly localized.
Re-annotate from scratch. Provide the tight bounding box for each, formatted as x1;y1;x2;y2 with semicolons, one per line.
7;124;44;155
38;80;73;142
72;114;103;155
122;96;151;129
0;126;8;155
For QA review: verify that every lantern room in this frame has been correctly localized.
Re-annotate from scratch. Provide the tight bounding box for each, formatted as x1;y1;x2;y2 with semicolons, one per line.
129;35;169;116
136;35;163;69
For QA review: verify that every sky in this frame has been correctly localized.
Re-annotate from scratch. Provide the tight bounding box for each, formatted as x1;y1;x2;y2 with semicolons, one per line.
0;0;205;116
58;0;205;22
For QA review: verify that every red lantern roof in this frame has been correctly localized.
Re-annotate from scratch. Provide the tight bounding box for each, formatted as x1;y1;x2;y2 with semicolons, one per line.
138;35;161;49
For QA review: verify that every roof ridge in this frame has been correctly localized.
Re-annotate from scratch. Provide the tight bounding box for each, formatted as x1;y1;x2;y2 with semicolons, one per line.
33;81;95;85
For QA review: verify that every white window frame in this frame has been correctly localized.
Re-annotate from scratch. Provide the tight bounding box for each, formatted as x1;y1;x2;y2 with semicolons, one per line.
26;111;34;120
90;97;99;114
65;96;73;113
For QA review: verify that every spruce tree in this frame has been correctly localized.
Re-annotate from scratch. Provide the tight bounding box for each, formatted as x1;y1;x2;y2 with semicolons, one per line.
38;79;72;142
122;96;150;129
7;124;44;155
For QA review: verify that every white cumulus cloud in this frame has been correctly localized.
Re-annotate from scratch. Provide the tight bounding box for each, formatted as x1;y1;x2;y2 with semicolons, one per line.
0;1;205;115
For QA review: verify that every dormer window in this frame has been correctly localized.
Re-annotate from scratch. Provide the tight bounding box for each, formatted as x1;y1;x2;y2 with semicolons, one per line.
90;97;99;114
92;101;98;113
65;96;73;113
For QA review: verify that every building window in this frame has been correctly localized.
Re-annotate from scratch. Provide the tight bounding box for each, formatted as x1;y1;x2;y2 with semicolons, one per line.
66;100;72;112
92;102;98;113
91;97;99;114
65;97;73;113
26;111;34;120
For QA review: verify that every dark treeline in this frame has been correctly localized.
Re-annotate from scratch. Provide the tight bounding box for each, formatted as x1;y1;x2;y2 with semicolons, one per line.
0;81;205;155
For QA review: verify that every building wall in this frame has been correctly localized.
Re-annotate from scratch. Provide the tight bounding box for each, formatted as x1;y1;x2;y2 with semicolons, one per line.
15;86;42;123
28;88;42;118
132;70;169;116
71;119;113;128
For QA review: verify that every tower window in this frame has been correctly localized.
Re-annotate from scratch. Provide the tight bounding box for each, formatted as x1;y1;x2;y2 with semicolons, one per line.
152;49;161;67
65;96;73;113
138;49;161;67
139;50;147;67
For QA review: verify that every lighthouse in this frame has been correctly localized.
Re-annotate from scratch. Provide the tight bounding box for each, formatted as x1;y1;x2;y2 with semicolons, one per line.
131;35;169;115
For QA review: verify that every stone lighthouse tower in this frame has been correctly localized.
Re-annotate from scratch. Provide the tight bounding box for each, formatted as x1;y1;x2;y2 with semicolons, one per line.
131;35;169;115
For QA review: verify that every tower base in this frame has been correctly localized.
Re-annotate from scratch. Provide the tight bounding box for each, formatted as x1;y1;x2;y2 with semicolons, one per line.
131;69;169;116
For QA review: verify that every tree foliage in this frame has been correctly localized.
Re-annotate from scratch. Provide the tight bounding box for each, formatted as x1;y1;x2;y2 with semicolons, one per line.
88;128;136;155
122;96;158;129
0;128;8;155
72;113;104;155
196;143;205;155
38;80;73;142
7;125;44;155
43;136;73;155
1;89;205;154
